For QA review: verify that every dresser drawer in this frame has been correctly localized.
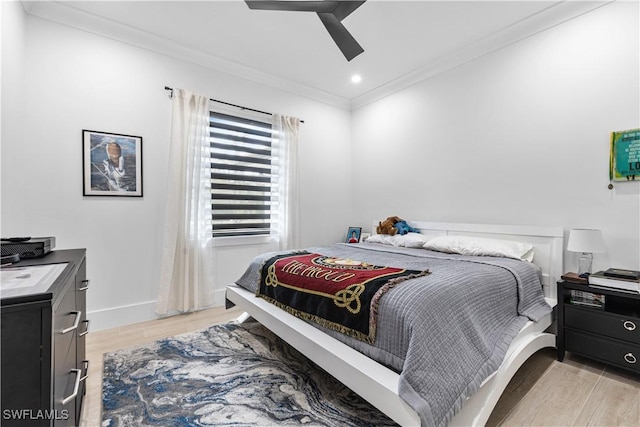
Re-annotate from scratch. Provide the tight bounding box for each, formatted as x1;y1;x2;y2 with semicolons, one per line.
565;305;640;345
565;329;640;373
53;283;80;362
53;274;80;426
53;339;78;426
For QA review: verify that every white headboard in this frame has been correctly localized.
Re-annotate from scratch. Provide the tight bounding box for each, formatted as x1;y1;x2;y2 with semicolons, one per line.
372;220;564;301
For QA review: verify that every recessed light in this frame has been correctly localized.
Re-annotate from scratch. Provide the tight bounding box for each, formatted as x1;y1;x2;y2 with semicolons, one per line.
351;74;362;84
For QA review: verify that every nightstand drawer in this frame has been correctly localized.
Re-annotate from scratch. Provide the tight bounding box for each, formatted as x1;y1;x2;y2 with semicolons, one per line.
565;305;640;345
565;329;640;373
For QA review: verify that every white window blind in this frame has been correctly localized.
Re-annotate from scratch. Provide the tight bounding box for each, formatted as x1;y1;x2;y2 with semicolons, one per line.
209;111;276;238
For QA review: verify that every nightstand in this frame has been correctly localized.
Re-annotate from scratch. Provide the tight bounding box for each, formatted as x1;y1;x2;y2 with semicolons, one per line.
557;280;640;374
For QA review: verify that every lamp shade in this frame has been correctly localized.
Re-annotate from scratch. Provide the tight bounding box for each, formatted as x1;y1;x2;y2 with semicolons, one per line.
567;229;606;253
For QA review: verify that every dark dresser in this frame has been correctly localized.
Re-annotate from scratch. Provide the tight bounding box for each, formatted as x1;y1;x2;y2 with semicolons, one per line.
557;279;640;374
1;249;89;426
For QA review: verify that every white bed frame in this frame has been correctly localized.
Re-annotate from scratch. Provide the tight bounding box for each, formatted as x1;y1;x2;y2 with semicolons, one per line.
225;221;564;426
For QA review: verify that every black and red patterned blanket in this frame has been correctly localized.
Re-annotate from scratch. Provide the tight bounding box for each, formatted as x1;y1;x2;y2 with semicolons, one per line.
257;251;429;343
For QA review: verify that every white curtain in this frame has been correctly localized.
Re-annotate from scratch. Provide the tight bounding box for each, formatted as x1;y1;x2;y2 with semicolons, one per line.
272;114;300;250
156;89;215;315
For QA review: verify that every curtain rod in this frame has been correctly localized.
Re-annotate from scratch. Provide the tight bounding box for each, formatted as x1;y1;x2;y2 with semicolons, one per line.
164;86;304;123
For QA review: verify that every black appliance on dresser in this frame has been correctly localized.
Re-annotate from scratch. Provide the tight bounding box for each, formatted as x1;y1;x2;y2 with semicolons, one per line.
1;249;89;426
1;237;56;259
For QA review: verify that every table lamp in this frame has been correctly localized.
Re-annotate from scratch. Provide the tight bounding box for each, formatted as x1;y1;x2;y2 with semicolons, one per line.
567;229;606;275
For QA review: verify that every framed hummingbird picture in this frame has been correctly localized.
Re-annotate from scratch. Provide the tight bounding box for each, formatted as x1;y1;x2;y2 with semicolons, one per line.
82;130;143;197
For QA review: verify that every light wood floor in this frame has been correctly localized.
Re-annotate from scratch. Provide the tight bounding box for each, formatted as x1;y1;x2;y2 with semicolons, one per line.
81;306;640;426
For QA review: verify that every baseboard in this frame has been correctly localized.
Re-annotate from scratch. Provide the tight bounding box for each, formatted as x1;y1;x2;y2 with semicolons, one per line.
88;289;228;331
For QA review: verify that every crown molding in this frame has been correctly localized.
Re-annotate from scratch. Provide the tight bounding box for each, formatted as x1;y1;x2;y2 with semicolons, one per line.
349;0;614;111
21;0;352;110
21;1;613;112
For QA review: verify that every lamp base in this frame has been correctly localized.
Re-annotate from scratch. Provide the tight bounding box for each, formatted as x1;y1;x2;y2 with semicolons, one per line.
577;252;593;276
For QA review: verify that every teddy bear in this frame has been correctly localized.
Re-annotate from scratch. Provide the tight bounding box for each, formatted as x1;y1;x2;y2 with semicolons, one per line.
376;216;401;235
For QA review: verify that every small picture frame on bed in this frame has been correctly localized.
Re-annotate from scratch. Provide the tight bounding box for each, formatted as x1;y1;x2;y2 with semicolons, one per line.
345;227;362;243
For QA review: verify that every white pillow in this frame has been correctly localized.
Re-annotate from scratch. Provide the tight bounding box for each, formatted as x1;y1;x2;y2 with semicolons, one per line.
365;234;403;246
365;232;428;248
400;232;430;248
423;235;535;262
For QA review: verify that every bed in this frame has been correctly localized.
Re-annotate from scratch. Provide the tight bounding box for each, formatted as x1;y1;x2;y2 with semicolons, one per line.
225;221;564;426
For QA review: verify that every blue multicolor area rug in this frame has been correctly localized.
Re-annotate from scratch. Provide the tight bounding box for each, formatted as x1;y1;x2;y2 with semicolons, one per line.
102;320;397;426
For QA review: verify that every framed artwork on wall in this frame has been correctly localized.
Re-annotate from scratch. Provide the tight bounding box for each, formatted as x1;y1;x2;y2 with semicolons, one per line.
610;128;640;182
345;227;362;244
82;130;143;197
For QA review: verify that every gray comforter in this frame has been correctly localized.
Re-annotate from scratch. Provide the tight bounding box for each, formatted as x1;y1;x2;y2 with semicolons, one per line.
234;242;552;427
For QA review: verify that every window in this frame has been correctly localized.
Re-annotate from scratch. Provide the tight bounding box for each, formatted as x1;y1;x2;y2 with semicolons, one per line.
209;111;277;239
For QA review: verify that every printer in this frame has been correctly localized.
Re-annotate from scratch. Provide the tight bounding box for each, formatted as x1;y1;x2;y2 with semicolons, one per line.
1;237;56;259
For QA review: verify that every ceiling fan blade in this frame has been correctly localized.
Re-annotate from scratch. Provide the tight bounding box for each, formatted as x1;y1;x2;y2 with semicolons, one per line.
245;1;367;61
316;13;364;61
245;1;336;13
332;1;367;21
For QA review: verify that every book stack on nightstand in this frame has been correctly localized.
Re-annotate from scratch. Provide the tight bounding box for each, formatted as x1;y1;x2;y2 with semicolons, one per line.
588;268;640;293
557;271;640;374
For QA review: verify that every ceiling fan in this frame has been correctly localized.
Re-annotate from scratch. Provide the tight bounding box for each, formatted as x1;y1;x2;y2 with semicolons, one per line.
245;1;367;61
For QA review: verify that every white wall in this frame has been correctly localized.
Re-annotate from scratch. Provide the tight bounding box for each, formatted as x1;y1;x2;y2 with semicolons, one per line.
1;1;27;231
1;12;352;330
351;1;640;272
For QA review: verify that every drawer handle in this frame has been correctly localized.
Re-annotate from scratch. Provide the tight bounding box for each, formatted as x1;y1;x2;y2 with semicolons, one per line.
79;320;90;337
79;279;89;291
624;353;637;364
80;360;89;382
623;320;636;331
61;369;81;405
61;311;82;334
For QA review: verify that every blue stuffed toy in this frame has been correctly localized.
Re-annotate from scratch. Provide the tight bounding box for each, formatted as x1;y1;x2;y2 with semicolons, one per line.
393;220;419;235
